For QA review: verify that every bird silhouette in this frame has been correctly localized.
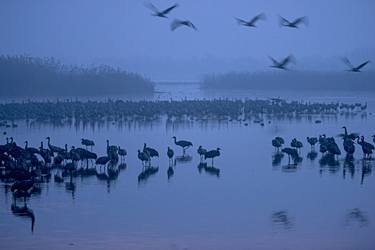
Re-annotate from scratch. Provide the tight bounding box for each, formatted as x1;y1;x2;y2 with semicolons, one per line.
357;136;374;159
197;145;207;162
171;19;197;31
145;3;178;18
167;147;174;166
306;137;318;150
138;149;150;167
279;16;308;28
235;13;266;28
269;55;295;70
341;58;370;72
172;136;193;155
204;148;221;166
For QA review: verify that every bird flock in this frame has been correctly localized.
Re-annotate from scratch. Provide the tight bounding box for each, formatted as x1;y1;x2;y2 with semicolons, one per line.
144;2;370;71
0;98;366;128
0;133;222;202
272;126;375;168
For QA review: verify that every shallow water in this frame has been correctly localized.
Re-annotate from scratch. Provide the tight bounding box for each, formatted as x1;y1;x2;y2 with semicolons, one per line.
1;84;375;250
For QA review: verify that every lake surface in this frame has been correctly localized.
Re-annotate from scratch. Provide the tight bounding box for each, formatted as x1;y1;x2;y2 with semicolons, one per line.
1;83;375;250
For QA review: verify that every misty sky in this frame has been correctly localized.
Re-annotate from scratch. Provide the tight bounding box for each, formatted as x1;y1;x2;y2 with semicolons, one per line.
1;0;374;81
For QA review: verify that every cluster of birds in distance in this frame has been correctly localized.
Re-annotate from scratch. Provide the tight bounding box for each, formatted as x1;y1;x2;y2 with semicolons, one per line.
145;2;370;72
272;126;375;166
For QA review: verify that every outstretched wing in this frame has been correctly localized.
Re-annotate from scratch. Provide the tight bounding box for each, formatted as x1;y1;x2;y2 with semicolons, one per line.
161;4;178;15
250;13;266;24
187;21;197;30
278;15;291;26
235;17;248;25
145;3;159;13
341;57;354;69
356;60;370;70
170;19;182;31
268;56;279;65
281;55;295;66
292;16;308;26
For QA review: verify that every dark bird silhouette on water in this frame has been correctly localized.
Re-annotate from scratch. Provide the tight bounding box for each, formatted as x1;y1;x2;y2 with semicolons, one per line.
339;126;359;141
279;16;308;28
143;143;159;158
281;147;298;164
204;148;221;166
171;19;197;31
269;55;295;70
96;156;110;168
306;137;318;150
272;137;283;151
118;146;127;161
167;147;174;166
290;138;303;153
197;145;207;162
357;136;374;159
235;13;266;28
138;149;150;167
11;180;34;194
172;136;193;155
145;3;178;18
81;138;95;151
341;58;370;72
326;137;341;158
46;137;64;155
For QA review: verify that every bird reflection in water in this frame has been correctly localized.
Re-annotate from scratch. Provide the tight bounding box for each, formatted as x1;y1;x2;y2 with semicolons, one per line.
96;165;120;193
175;155;193;164
11;203;35;233
197;162;220;177
306;151;318;161
361;160;372;185
319;154;340;173
345;208;369;227
272;210;293;230
138;167;159;184
167;166;174;180
343;154;355;179
272;152;284;167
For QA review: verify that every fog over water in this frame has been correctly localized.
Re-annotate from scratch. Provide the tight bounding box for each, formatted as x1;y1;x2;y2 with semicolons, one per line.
1;1;375;250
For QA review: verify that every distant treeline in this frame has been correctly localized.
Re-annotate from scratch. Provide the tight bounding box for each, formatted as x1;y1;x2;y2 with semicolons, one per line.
0;55;154;97
201;71;375;91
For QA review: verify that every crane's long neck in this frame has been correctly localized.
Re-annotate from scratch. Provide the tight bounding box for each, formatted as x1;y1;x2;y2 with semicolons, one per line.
343;127;348;136
25;141;28;149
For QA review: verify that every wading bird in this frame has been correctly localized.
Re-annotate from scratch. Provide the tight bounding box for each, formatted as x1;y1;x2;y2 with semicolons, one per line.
81;138;95;151
172;136;193;155
167;147;174;166
204;148;221;166
306;137;318;150
197;145;207;162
